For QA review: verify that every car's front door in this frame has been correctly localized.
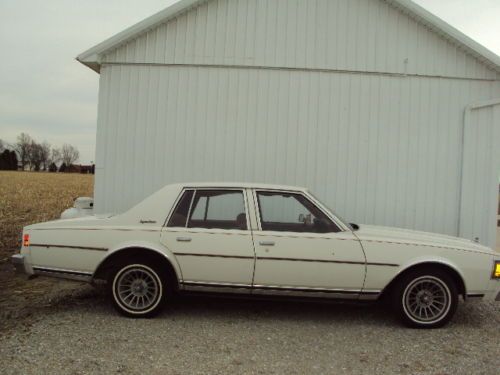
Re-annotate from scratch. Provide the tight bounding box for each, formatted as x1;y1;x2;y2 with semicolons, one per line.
251;190;368;299
160;188;255;293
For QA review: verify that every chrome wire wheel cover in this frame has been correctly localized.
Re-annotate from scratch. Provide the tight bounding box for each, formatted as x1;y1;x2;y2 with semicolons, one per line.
113;265;161;313
402;276;451;324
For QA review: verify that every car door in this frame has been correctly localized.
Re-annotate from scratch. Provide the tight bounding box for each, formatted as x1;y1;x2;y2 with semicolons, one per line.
251;189;368;299
160;188;255;293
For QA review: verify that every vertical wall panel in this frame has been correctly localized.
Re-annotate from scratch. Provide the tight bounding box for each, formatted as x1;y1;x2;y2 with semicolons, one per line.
93;0;500;247
102;0;497;81
460;103;500;247
95;64;499;246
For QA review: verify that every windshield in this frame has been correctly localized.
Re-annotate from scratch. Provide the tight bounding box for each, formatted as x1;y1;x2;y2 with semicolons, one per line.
307;191;355;231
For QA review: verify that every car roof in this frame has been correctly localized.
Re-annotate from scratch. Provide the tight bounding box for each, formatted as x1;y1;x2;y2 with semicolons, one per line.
171;182;308;191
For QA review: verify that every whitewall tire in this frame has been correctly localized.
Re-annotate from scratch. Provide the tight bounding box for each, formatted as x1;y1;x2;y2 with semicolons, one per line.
109;261;169;318
392;269;458;328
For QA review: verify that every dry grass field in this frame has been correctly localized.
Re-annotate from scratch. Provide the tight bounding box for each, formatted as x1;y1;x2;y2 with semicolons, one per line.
0;171;94;330
0;171;94;260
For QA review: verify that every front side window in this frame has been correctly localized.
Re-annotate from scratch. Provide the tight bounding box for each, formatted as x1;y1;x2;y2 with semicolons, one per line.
187;190;247;230
256;191;340;233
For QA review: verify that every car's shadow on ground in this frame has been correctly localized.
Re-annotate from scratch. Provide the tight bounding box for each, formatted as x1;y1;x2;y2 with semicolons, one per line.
71;286;493;329
169;294;392;325
69;286;394;326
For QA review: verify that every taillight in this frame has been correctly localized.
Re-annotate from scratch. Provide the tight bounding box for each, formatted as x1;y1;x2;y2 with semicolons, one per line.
23;234;30;247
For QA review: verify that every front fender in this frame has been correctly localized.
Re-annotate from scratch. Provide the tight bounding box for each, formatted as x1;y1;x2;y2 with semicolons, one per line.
384;255;468;295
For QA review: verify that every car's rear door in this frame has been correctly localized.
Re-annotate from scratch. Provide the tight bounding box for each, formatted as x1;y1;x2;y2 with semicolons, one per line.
251;189;368;299
160;188;255;293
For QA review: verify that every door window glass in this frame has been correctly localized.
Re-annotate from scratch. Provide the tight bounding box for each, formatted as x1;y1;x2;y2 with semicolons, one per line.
257;191;340;233
188;190;247;230
167;190;194;227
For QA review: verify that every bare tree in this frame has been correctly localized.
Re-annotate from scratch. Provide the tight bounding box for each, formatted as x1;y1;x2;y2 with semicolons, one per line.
16;133;32;170
40;141;51;171
61;144;79;169
48;147;62;167
28;141;44;171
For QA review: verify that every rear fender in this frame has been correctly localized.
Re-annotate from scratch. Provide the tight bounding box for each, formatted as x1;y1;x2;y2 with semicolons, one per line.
93;240;183;283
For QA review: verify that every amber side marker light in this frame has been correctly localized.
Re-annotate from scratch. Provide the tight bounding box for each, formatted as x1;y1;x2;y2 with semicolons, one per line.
23;234;30;247
493;261;500;279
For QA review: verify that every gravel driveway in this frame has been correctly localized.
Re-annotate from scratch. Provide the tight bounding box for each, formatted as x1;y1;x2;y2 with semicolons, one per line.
0;282;499;375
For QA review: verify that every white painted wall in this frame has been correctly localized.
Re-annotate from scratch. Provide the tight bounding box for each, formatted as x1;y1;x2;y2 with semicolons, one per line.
103;0;497;80
93;0;500;248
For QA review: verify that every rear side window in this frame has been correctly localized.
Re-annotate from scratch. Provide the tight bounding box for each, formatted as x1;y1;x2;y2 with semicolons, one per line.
167;190;194;227
188;190;247;230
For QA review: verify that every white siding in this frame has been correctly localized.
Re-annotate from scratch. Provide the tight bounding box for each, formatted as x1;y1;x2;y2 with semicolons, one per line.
460;102;500;248
94;64;500;246
103;0;497;81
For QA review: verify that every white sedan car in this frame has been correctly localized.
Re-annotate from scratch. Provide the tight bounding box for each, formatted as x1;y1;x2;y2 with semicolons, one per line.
12;183;500;328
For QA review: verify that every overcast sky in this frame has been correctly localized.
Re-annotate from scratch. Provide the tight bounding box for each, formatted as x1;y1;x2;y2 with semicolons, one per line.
1;0;499;164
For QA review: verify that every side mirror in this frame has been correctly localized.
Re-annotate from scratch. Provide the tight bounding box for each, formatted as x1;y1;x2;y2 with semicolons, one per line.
298;213;305;223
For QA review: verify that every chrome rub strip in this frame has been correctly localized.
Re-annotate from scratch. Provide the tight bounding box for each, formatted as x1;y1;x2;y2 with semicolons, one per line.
32;266;93;282
30;244;108;252
181;281;381;295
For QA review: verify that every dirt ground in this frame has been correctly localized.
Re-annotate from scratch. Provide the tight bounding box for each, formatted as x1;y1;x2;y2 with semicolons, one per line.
0;171;93;331
0;172;499;332
0;172;498;374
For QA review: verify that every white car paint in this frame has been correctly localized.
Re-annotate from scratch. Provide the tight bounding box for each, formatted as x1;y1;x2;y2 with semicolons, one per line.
13;182;500;303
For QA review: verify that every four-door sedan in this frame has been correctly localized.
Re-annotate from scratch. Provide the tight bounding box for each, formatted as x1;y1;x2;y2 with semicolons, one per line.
11;182;500;328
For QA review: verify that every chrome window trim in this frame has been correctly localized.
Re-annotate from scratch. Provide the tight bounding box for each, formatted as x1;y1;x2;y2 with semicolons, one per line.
163;188;194;228
166;187;251;232
185;189;196;228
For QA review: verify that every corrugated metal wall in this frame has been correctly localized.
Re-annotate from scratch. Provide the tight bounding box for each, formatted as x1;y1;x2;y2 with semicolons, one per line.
94;0;500;247
460;102;500;248
103;0;496;80
95;64;500;245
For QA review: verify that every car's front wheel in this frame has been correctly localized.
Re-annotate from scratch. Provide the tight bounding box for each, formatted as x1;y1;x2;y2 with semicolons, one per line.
392;268;458;328
109;260;169;318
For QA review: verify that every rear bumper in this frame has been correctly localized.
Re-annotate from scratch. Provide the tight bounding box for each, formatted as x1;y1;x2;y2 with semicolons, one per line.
11;254;28;274
11;254;34;275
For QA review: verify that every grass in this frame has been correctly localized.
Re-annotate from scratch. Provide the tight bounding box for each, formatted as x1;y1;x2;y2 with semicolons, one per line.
0;171;94;331
0;171;94;260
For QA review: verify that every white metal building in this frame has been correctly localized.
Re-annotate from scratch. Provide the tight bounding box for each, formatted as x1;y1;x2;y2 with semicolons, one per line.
78;0;500;248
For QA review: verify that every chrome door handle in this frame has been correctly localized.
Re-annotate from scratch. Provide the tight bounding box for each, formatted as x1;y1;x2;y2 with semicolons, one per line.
176;237;192;242
259;241;275;246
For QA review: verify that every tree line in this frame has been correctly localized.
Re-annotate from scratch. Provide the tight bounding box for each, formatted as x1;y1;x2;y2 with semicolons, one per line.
0;133;81;172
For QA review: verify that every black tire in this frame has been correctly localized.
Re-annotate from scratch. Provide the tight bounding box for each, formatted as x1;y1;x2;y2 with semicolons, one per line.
391;268;458;328
108;257;172;318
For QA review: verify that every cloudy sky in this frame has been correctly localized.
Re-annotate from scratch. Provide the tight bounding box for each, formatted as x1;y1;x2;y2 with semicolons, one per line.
1;0;499;164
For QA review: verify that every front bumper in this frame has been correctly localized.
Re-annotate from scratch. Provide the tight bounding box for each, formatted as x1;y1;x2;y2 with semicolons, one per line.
11;254;28;274
482;278;500;301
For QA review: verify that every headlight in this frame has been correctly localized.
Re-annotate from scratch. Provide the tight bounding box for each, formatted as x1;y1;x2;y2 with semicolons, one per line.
493;261;500;279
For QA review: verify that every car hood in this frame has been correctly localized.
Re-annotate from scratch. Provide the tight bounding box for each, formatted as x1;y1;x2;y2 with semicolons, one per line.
354;224;495;255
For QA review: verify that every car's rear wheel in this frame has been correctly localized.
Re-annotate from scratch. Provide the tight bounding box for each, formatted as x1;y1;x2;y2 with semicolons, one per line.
109;259;170;318
392;269;458;328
